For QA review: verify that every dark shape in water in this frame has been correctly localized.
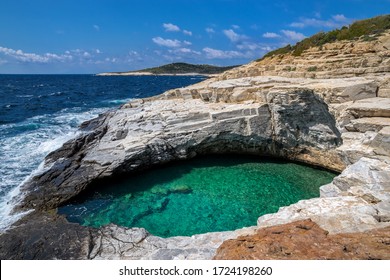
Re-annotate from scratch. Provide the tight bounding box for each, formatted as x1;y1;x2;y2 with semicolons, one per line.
59;155;336;238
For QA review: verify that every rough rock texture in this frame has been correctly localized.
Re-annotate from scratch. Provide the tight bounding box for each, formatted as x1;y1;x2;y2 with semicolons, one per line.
1;31;390;260
0;211;93;260
89;224;256;260
19;88;343;211
214;219;390;260
217;31;390;95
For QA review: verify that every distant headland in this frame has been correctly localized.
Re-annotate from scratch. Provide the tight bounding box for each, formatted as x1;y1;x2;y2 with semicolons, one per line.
96;62;239;76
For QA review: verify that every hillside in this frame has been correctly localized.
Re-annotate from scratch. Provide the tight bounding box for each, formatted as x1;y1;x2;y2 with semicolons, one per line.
217;14;390;97
262;14;390;59
98;63;239;76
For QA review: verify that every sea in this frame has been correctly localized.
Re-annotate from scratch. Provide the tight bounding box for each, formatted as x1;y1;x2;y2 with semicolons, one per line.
0;74;205;232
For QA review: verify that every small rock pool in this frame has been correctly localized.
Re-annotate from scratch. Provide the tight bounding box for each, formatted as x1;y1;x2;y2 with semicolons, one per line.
58;155;336;237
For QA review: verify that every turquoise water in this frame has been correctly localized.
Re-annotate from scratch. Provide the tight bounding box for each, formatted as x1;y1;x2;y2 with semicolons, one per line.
59;155;336;237
0;74;204;231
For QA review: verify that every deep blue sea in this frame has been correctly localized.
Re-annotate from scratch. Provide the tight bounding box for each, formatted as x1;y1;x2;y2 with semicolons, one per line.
0;74;205;231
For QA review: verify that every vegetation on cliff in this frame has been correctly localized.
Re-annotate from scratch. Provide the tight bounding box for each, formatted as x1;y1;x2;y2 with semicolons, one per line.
261;14;390;59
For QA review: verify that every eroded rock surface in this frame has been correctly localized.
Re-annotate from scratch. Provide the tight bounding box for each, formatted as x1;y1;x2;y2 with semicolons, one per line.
214;219;390;260
0;211;93;260
19;88;343;211
1;31;390;260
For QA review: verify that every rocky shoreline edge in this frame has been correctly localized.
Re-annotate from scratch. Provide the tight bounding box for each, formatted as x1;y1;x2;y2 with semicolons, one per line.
1;32;390;260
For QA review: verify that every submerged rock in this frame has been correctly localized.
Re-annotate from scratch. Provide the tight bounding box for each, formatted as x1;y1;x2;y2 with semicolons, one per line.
168;185;193;194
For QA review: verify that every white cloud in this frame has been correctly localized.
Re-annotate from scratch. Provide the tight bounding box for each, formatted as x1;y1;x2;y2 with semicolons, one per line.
237;42;272;52
0;46;72;63
202;47;247;59
263;32;281;38
83;51;91;58
93;25;100;31
183;30;192;36
163;23;180;32
152;37;182;48
332;14;348;22
223;29;248;42
281;30;306;41
169;48;201;55
95;49;102;54
183;40;192;46
206;27;215;34
290;14;351;29
232;24;240;30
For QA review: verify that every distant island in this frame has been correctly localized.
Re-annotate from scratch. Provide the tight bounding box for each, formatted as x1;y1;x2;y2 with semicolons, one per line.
96;62;239;76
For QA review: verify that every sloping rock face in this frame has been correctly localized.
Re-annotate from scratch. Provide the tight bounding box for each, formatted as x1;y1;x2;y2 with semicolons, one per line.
1;32;390;260
217;31;390;97
214;219;390;260
0;211;93;260
19;88;343;211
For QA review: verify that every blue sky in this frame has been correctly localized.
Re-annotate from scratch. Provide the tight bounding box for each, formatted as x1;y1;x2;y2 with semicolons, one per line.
0;0;389;74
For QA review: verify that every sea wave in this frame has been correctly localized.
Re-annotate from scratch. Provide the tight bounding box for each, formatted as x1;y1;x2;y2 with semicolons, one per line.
0;106;109;232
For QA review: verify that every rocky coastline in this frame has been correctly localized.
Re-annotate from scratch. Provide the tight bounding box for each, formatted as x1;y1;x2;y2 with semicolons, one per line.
1;31;390;260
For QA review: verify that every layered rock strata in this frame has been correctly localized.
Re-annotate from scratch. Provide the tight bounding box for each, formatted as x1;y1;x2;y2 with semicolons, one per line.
1;32;390;260
217;31;390;97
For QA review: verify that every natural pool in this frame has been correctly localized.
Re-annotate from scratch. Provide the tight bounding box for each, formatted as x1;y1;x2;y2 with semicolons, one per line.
58;155;336;238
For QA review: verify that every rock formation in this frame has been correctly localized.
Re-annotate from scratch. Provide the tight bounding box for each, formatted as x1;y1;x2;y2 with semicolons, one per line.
1;27;390;260
214;219;390;260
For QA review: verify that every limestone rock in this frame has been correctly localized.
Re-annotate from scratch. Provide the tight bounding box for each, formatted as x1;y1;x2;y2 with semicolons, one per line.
346;117;390;133
372;126;390;156
214;219;390;260
19;89;343;211
347;98;390;118
89;224;257;260
0;211;93;260
2;27;390;261
217;31;390;81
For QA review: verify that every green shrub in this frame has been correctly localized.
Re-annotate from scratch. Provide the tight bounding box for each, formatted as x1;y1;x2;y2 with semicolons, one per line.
258;14;390;61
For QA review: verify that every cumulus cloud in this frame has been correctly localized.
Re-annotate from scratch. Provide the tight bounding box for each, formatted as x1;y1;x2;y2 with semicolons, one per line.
231;24;240;30
262;32;281;38
332;14;348;22
163;23;180;32
202;47;247;59
0;46;72;63
223;29;248;42
206;27;215;34
237;42;272;52
290;14;351;29
183;30;192;36
169;48;201;55
152;37;182;48
281;30;306;41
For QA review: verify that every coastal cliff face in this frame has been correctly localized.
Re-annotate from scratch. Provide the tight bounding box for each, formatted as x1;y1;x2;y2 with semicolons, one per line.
217;31;390;97
1;31;390;260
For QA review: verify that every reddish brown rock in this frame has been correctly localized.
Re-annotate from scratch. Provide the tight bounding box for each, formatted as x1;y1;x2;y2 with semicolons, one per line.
214;219;390;260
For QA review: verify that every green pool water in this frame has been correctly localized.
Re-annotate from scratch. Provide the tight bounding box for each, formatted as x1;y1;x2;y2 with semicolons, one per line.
59;155;336;237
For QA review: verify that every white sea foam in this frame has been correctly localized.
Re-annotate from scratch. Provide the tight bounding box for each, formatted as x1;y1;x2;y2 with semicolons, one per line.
0;106;109;232
105;98;134;105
